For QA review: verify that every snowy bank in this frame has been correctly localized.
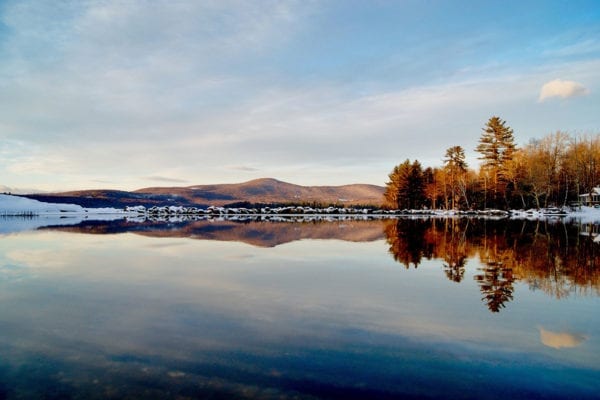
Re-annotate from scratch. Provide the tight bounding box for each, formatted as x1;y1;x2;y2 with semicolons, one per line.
4;193;600;223
0;194;130;216
0;194;84;215
0;194;133;235
569;206;600;224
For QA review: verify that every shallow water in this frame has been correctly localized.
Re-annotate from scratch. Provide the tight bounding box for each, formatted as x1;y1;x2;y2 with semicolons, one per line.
0;217;598;399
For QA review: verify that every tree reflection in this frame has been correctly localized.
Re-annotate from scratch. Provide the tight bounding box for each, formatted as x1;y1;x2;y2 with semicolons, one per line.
384;218;434;268
384;218;600;313
474;264;514;313
441;219;469;283
444;257;467;283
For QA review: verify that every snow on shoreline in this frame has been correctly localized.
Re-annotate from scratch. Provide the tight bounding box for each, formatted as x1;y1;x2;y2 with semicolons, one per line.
0;194;134;235
3;193;600;223
0;194;128;216
565;206;600;224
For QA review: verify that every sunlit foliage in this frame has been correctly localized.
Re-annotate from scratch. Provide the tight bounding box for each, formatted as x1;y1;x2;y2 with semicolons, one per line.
384;116;600;210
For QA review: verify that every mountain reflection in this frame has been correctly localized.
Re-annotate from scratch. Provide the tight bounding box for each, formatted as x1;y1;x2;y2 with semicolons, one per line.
384;218;600;312
42;217;386;247
38;216;600;312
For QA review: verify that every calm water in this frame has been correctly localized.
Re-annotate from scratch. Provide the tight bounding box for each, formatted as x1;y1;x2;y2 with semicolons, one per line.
0;217;598;399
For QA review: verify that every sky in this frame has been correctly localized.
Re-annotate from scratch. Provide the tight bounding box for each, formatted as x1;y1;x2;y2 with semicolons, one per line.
0;0;599;192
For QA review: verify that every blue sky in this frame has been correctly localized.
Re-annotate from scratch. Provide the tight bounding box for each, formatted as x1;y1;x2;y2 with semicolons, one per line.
0;0;599;192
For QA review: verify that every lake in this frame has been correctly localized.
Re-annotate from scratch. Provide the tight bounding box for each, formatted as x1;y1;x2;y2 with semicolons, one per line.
0;216;598;399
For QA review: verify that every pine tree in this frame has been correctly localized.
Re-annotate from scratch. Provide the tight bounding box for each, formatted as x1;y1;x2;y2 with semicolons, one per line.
406;160;425;209
423;167;438;209
476;116;516;208
395;160;412;209
384;163;404;208
443;146;468;209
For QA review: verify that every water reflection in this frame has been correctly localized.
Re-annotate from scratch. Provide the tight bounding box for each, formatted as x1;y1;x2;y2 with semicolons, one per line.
39;217;386;247
474;264;515;313
539;327;587;349
383;218;600;312
26;216;600;313
25;217;600;313
0;217;599;398
28;216;600;308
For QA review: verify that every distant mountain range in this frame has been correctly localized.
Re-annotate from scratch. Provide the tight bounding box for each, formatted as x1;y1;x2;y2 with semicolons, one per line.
21;178;385;208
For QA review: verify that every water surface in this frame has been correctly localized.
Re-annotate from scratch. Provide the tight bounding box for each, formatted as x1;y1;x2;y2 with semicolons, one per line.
0;217;598;399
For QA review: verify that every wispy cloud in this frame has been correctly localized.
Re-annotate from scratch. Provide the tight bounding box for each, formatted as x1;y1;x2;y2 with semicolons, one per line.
539;79;590;101
545;38;600;58
227;165;260;172
144;176;189;184
0;1;598;190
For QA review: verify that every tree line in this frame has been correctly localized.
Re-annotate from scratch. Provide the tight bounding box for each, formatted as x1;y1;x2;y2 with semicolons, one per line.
384;116;600;210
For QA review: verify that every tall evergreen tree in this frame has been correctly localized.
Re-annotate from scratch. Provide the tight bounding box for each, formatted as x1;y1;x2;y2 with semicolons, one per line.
384;163;404;208
476;116;516;207
406;160;425;209
443;146;468;209
423;167;438;209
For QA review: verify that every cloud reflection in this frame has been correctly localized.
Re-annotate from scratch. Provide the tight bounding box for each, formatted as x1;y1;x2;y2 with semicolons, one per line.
539;327;587;349
0;224;599;398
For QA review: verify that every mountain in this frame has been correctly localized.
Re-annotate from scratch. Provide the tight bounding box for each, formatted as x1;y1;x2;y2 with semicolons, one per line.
21;178;385;208
135;178;384;206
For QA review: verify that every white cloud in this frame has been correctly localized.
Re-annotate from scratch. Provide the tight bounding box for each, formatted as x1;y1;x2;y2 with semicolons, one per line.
538;79;589;101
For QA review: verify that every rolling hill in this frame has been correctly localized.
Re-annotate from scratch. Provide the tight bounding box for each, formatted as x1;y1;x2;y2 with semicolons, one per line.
21;178;385;208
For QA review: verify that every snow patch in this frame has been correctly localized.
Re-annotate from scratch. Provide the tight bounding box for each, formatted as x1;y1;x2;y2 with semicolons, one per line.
0;194;83;215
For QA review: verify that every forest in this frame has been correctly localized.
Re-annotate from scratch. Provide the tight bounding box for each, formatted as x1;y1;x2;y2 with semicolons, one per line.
384;116;600;210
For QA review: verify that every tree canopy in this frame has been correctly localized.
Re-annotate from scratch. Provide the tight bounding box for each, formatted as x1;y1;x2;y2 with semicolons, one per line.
384;159;425;209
